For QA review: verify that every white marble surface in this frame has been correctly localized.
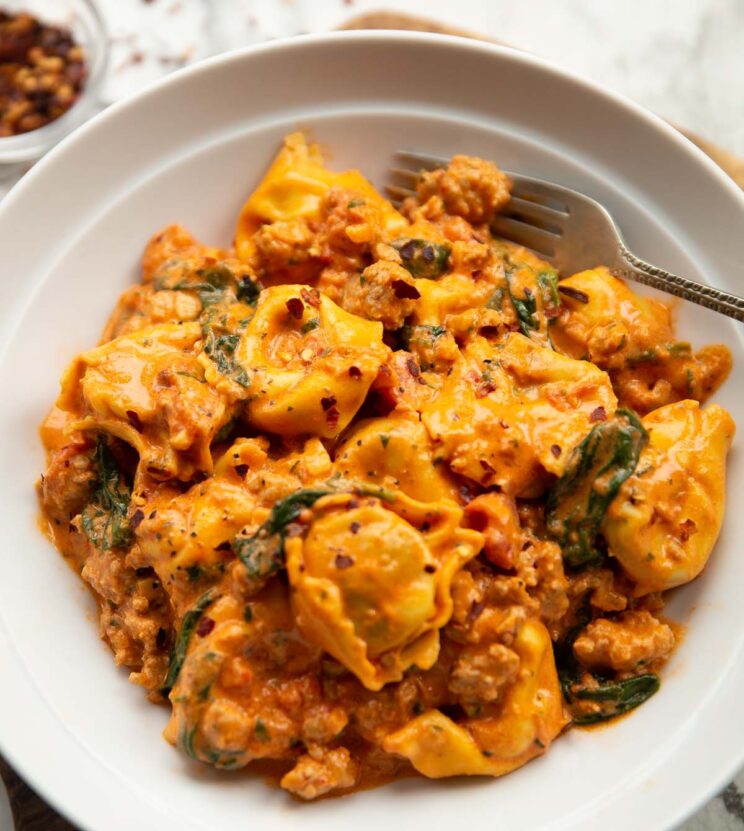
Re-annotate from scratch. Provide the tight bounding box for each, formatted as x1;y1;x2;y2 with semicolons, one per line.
2;1;743;829
94;0;744;153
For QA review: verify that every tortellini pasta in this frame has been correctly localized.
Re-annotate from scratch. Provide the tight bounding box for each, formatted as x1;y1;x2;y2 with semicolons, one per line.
334;414;460;502
286;490;483;690
551;267;673;368
422;332;617;495
135;475;259;608
602;399;735;594
57;322;228;480
236;131;407;256
383;619;566;777
235;284;388;438
552;267;731;413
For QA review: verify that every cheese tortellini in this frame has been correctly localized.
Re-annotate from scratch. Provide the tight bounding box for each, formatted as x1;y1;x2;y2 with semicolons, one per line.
552;267;731;413
58;322;229;480
422;333;617;495
334;414;460;502
286;490;483;690
383;619;566;777
237;284;389;437
602;399;735;594
236;131;407;258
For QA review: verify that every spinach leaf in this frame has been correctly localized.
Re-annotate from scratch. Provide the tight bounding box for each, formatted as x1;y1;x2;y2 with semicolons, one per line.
81;436;133;551
486;286;506;311
167;265;234;307
400;323;447;349
537;271;561;318
232;483;396;580
554;597;660;725
232;488;334;580
505;265;561;343
236;276;262;307
546;409;647;568
160;588;219;697
213;415;238;444
157;263;262;311
565;673;660;725
201;323;250;388
301;318;320;334
393;238;451;280
507;283;538;334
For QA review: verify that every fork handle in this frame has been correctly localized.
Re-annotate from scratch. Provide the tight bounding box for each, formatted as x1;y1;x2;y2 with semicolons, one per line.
616;243;744;322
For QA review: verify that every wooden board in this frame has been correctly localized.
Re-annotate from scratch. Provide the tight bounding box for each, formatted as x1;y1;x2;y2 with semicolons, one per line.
3;9;742;831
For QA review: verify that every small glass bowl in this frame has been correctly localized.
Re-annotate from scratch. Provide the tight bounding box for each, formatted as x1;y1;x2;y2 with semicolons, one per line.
0;0;109;165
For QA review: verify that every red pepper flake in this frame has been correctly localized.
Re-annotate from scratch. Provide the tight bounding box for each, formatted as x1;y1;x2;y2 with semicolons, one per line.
480;459;495;474
348;365;362;379
320;395;337;412
130;509;145;530
349;521;361;534
392;279;421;300
0;11;88;137
406;357;421;378
325;406;340;431
679;518;697;542
334;554;354;569
126;410;143;430
300;288;320;307
544;306;562;319
558;285;590;304
550;444;562;458
196;616;215;637
286;297;304;319
156;369;174;388
146;465;169;479
468;600;485;623
590;406;607;423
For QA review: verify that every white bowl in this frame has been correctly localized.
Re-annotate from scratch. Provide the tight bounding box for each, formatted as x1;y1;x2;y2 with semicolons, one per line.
0;31;743;831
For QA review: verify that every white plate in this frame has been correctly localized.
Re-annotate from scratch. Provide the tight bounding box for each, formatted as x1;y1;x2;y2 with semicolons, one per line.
0;31;743;831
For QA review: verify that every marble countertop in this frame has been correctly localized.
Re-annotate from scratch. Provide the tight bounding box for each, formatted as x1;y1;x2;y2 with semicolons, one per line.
1;1;743;829
98;0;744;155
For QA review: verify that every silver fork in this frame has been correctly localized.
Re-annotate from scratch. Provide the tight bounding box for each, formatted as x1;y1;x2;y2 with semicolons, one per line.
387;151;744;323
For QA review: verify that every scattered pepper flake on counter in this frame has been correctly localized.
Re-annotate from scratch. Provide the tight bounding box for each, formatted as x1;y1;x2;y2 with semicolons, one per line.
0;9;86;136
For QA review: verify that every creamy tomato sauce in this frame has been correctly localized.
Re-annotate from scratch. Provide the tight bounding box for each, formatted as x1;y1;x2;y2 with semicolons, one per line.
38;133;734;799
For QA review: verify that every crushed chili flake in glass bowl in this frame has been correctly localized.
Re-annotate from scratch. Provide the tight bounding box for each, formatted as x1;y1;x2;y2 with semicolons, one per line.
0;0;107;165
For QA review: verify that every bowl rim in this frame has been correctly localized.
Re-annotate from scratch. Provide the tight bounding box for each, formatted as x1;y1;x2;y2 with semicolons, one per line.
1;28;743;831
4;28;743;214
